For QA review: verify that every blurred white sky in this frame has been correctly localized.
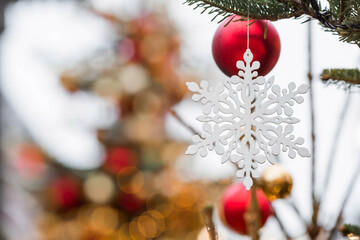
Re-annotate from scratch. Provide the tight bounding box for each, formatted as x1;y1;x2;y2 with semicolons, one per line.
0;0;359;239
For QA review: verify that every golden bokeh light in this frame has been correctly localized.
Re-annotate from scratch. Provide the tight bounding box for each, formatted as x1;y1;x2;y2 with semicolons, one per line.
137;215;157;238
90;206;120;234
84;172;116;204
118;64;150;94
171;184;204;211
117;167;144;194
92;76;122;101
117;223;130;239
133;90;163;116
147;210;166;235
348;233;360;240
54;220;83;240
129;218;147;240
160;142;186;163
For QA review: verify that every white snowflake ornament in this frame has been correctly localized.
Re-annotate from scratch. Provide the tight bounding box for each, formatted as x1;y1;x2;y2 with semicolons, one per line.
185;49;311;190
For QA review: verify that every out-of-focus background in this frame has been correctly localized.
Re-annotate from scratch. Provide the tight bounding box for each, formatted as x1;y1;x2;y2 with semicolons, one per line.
0;0;359;239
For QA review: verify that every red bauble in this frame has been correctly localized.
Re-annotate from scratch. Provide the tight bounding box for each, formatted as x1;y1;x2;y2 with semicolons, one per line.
118;192;144;213
49;177;80;210
212;16;281;77
220;183;273;235
13;143;45;179
103;147;137;175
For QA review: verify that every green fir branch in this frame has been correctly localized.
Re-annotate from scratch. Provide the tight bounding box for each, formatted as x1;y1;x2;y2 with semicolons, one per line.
184;0;304;21
340;224;360;236
321;68;360;85
337;26;360;46
183;0;360;46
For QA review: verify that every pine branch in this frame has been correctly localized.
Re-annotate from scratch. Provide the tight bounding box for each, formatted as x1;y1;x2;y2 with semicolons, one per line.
321;68;360;86
337;28;360;46
183;0;360;46
340;224;360;236
339;0;346;23
184;0;302;21
327;0;360;45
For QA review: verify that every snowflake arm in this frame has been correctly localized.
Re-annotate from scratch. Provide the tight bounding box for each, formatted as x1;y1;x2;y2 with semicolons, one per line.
260;124;311;159
258;82;309;117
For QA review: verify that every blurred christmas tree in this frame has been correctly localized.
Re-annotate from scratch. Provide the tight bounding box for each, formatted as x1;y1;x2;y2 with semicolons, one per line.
4;7;228;240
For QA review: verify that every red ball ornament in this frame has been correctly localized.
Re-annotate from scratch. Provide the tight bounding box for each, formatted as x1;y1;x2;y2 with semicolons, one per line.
212;16;281;77
117;192;144;213
220;183;273;235
13;143;45;179
49;177;80;210
103;147;137;175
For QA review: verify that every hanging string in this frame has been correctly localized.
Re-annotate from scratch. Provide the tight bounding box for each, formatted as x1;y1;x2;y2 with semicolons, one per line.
247;0;250;49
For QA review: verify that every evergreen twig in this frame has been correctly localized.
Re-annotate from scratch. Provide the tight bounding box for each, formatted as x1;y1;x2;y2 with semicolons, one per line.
183;0;360;45
184;0;301;21
339;0;346;23
321;68;360;86
340;224;360;236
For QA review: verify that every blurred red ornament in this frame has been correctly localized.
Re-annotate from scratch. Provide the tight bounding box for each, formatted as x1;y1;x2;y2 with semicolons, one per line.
13;143;45;179
117;38;136;63
49;177;80;210
118;192;144;213
103;147;137;174
219;183;272;235
130;14;157;35
212;16;281;77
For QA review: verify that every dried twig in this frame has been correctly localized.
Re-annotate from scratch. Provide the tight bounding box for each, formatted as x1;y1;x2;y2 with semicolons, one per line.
245;186;261;240
328;161;360;240
272;206;292;240
307;21;321;240
287;199;308;227
169;109;201;136
202;205;218;240
276;155;308;228
321;93;351;202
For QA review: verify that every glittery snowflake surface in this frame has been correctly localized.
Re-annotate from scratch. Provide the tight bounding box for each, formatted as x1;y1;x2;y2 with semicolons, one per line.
185;49;311;189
